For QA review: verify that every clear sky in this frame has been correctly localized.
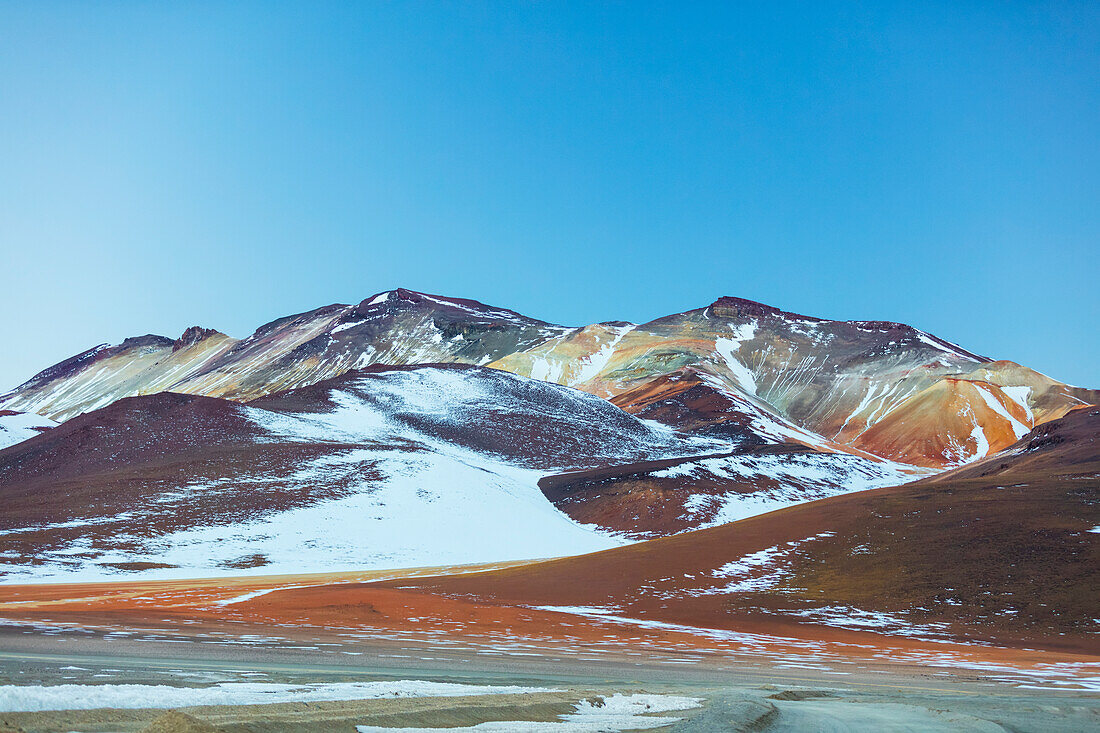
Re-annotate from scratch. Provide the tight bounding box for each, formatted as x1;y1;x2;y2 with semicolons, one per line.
1;2;1097;392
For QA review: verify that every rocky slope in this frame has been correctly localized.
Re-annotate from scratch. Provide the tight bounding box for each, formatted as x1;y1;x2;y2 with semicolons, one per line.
494;297;1096;467
0;362;922;582
388;407;1100;650
540;444;915;539
3;290;1093;468
0;365;703;582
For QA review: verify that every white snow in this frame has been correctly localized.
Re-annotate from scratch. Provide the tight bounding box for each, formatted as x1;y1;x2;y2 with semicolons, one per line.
712;548;789;592
127;447;621;580
714;322;758;395
944;403;994;464
973;383;1031;439
0;411;56;450
859;381;907;436
695;532;836;594
999;385;1035;423
331;321;364;334
210;585;315;606
417;293;529;323
530;605;619;616
0;513;143;537
0;680;555;712
367;291;392;306
651;452;916;527
355;693;702;732
529;357;565;384
692;371;837;451
713;546;788;578
790;605;952;638
834;382;883;438
0;363;918;584
968;423;990;462
525;606;790;647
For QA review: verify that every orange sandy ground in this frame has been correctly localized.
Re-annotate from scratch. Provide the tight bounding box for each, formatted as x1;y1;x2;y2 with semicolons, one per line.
2;563;1098;689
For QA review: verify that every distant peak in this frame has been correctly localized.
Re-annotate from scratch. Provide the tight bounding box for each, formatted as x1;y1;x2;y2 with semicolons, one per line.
377;288;451;305
119;334;175;350
355;288;550;324
173;326;222;351
356;288;414;310
394;287;424;300
707;296;823;322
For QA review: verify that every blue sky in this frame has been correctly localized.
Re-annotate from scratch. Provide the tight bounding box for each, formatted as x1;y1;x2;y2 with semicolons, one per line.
1;2;1097;390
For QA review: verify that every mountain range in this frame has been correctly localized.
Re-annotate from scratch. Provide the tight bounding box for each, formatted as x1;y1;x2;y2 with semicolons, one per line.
0;289;1095;592
4;289;1093;466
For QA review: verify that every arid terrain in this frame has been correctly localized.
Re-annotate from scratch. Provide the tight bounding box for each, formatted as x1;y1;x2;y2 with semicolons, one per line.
1;291;1096;731
1;558;1098;731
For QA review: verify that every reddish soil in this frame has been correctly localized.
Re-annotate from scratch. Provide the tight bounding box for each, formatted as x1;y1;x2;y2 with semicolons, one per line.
0;403;1094;689
1;563;1094;686
608;367;763;439
388;408;1100;654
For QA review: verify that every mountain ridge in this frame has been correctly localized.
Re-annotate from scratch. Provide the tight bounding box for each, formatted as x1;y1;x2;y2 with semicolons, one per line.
2;289;1095;468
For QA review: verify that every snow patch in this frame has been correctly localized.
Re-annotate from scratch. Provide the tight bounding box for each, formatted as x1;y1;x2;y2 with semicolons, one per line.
530;357;564;384
973;383;1031;439
915;331;979;362
968;424;990;462
210;585;314;606
714;322;758;395
651;452;916;527
697;532;835;594
693;372;836;451
0;680;556;712
355;693;702;732
790;605;952;638
531;605;620;616
0;411;56;450
331;321;364;334
999;385;1035;423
